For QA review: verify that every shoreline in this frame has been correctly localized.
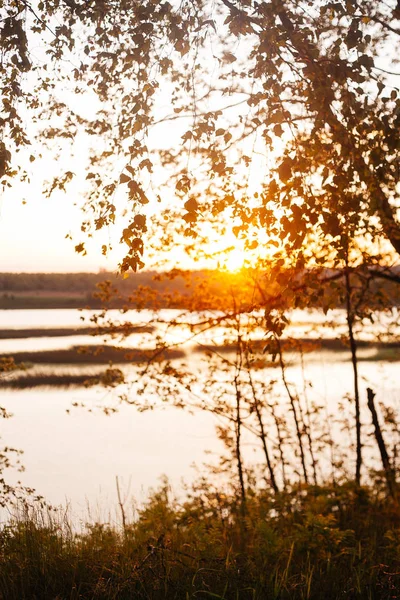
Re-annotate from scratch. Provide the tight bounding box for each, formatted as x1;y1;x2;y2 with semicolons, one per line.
1;338;399;389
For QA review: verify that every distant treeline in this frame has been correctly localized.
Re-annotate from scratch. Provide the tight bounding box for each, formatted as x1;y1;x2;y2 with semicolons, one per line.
0;271;200;308
0;270;238;309
0;267;399;310
0;271;163;293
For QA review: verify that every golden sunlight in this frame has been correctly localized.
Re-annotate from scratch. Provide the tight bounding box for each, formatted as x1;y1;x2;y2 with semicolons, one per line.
223;247;246;272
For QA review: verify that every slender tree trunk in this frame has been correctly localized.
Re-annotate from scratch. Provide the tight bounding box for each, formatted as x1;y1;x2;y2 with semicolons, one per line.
367;387;396;498
270;401;288;489
344;265;362;485
276;336;309;484
299;346;318;485
232;326;246;516
247;365;279;493
116;475;127;532
234;373;246;512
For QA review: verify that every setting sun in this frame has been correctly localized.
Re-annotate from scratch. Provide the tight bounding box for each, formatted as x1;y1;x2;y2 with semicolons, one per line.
223;247;246;271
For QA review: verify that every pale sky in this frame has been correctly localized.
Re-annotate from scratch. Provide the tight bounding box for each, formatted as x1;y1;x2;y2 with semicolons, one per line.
0;9;277;275
0;175;118;273
0;103;187;274
2;4;398;275
0;90;267;274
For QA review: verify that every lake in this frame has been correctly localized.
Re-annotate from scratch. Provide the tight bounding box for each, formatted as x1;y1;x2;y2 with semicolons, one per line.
0;308;399;523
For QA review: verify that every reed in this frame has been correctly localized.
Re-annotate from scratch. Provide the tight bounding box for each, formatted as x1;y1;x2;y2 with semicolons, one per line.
1;481;399;599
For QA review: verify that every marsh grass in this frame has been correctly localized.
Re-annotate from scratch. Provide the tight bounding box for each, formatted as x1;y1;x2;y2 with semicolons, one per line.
1;337;398;390
1;345;185;366
0;325;154;340
0;372;100;389
1;481;400;599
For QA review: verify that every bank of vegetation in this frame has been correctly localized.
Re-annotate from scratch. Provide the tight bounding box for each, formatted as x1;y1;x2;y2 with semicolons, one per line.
1;481;400;600
1;268;400;310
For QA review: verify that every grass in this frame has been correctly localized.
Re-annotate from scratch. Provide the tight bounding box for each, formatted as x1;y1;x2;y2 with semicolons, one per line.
0;372;101;388
1;482;400;599
0;325;154;339
0;294;102;310
1;335;398;389
198;338;400;354
1;345;185;365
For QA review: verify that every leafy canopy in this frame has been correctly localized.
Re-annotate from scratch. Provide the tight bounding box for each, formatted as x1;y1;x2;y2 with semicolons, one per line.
1;0;400;271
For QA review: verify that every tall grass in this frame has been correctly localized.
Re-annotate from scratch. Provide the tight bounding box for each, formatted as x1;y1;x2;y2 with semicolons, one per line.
1;481;400;599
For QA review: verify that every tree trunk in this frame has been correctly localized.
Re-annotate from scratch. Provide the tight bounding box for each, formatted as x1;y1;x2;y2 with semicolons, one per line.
276;337;309;485
367;387;396;498
345;266;362;485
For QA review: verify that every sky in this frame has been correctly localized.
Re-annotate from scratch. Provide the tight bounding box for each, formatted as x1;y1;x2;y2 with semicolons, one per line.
0;172;254;273
0;85;264;274
0;176;116;273
2;2;399;276
0;99;183;274
0;154;248;274
0;7;273;275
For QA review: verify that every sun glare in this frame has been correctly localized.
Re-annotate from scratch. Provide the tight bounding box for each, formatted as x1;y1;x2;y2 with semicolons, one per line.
223;248;245;272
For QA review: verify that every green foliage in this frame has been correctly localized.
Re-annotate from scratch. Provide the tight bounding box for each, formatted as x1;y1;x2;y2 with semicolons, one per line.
1;482;400;599
1;0;400;270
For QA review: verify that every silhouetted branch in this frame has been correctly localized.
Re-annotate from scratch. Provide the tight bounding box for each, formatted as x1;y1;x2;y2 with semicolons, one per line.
367;387;397;499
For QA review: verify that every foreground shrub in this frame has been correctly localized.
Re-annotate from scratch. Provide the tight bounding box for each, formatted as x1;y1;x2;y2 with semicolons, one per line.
1;481;400;599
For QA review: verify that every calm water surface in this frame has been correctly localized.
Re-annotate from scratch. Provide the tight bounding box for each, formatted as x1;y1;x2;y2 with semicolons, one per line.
0;308;399;521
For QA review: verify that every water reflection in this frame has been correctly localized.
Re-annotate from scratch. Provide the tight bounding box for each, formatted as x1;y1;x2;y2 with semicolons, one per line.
0;308;399;520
